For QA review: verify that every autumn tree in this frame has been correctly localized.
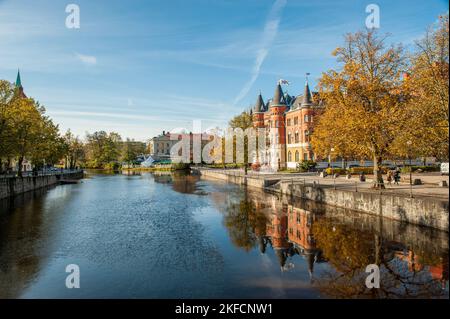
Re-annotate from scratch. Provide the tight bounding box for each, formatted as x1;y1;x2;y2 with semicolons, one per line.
312;30;409;188
228;111;253;174
0;80;15;173
391;14;449;161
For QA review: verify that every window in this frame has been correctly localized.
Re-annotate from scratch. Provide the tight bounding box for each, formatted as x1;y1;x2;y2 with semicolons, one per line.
294;117;298;125
288;133;292;144
288;151;292;162
295;151;299;162
310;115;313;122
304;114;309;122
304;130;309;142
287;118;291;126
303;153;308;161
295;132;299;143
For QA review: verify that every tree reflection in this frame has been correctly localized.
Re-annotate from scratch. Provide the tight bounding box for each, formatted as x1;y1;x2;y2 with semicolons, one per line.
313;218;448;298
222;187;269;252
220;187;448;298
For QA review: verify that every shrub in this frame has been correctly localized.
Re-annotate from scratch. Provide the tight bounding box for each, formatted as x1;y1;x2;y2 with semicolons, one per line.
297;160;317;172
325;167;347;175
349;167;375;175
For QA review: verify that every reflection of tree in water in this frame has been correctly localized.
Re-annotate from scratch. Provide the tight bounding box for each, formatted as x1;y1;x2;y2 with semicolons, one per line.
222;188;269;252
312;219;448;298
152;171;205;195
219;187;448;298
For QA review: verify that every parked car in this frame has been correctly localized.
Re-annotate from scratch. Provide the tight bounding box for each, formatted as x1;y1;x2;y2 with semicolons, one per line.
440;162;449;175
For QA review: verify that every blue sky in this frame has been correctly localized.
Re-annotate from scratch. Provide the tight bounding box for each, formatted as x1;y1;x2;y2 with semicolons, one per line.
0;0;448;141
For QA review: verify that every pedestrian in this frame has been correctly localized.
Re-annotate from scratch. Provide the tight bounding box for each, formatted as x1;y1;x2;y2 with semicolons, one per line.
387;170;393;186
394;168;401;185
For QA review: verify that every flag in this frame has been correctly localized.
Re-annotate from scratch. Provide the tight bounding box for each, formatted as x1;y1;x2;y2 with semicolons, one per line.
278;79;290;85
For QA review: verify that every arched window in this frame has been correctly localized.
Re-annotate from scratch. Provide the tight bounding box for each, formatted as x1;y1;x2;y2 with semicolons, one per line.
304;130;309;142
288;151;292;162
295;151;299;162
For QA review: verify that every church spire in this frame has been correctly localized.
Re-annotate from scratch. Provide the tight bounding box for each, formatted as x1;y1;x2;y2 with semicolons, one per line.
15;69;27;98
16;69;22;88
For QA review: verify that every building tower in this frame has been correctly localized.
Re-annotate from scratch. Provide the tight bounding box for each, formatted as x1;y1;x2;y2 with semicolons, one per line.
268;83;287;170
15;69;27;98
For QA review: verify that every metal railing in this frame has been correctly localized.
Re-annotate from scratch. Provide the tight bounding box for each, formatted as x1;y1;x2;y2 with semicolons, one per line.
0;169;83;179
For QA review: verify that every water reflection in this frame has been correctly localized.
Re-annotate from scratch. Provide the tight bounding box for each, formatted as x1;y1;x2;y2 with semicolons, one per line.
0;172;448;298
218;186;449;298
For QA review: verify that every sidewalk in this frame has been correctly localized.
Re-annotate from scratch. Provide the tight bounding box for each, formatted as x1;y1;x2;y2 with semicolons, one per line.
219;168;449;199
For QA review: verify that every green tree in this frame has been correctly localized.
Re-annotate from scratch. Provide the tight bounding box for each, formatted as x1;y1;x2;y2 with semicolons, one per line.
85;131;122;168
64;129;85;169
121;138;146;166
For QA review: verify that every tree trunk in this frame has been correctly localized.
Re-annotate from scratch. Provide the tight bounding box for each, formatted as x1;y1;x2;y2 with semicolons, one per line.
18;156;24;177
373;155;385;189
0;158;3;175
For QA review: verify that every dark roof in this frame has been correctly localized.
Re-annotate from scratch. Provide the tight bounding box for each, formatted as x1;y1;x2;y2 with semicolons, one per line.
270;83;286;107
253;93;265;113
302;81;313;106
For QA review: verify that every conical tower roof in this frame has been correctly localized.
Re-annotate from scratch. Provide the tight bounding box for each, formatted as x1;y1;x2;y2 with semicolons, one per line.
254;93;265;113
270;83;286;107
302;80;313;107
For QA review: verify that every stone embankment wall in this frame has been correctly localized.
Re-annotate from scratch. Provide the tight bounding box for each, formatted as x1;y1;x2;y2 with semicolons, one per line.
0;171;84;199
194;168;448;231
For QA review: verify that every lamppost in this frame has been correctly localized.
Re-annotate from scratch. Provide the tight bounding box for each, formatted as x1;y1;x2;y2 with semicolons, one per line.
407;140;413;198
329;147;335;176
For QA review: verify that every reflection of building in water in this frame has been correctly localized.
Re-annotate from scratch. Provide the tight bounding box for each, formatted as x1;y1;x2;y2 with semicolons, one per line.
393;249;449;289
265;206;293;269
262;202;325;275
287;205;324;277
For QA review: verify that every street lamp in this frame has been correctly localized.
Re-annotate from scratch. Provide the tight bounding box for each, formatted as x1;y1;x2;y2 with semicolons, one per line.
407;140;413;198
329;148;335;176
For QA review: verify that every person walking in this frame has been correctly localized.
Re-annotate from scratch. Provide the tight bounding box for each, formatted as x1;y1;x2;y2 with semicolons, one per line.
387;170;393;186
394;168;401;185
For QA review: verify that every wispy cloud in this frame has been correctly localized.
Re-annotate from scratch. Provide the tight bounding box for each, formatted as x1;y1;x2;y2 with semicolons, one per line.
75;53;97;65
233;0;287;105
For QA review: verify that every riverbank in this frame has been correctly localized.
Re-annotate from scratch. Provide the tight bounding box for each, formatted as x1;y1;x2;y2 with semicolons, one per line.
0;170;84;199
193;168;449;231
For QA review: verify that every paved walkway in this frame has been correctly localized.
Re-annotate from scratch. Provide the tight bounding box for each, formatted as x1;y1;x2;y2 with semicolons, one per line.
213;168;449;199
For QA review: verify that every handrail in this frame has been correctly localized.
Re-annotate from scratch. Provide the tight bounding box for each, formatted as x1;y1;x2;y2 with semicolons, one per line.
0;169;83;179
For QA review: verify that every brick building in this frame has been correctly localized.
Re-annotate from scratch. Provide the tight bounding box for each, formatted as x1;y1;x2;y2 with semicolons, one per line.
252;78;323;171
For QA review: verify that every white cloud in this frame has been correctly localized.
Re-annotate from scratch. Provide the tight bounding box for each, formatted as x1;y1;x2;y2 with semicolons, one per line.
233;0;287;105
75;53;97;65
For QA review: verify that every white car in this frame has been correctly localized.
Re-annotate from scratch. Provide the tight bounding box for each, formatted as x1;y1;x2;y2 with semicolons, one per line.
440;162;449;175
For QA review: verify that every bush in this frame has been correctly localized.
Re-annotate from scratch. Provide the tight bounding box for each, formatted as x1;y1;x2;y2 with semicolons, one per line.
172;163;190;170
325;167;347;175
297;160;317;172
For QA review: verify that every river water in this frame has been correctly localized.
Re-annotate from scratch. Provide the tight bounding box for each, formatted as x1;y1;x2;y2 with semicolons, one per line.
0;171;448;298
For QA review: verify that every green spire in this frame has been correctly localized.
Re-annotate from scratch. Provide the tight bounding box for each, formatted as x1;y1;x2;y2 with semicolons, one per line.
16;69;22;87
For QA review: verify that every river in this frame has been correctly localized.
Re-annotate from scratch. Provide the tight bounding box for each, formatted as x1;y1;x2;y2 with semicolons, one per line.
0;171;448;298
